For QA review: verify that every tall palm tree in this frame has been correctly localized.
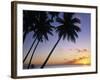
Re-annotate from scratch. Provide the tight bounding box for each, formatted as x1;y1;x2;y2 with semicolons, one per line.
27;12;54;69
41;13;81;68
23;11;41;63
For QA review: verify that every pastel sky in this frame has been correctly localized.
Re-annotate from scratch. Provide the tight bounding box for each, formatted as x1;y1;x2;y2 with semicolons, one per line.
23;11;91;67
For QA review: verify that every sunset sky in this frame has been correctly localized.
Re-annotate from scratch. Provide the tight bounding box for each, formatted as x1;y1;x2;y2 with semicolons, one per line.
23;11;91;68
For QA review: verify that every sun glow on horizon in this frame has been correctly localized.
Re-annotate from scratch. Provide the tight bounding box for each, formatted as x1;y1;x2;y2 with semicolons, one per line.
66;56;91;65
74;57;91;65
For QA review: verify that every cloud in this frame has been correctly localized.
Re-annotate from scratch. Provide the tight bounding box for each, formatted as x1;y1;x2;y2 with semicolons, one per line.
76;49;81;53
75;48;88;53
68;48;89;54
65;56;89;64
83;49;88;52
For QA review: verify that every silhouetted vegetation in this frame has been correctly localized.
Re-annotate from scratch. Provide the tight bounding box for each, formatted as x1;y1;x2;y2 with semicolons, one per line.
23;11;81;69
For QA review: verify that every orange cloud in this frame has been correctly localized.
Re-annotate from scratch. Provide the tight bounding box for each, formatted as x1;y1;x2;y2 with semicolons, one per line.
65;56;90;65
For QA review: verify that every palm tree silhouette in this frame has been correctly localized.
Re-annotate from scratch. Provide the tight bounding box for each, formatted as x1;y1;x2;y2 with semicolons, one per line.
23;11;36;43
23;11;41;63
27;12;54;69
41;13;81;68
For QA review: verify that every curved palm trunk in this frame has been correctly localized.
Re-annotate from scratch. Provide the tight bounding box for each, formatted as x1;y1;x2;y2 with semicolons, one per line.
23;32;27;43
41;37;61;68
27;40;40;69
23;38;37;63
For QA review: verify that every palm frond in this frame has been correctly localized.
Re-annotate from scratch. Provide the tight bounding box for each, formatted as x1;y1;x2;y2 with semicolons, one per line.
56;13;81;42
72;18;81;24
56;18;64;23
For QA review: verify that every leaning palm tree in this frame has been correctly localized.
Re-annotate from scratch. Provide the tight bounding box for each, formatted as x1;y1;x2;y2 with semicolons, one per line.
23;11;41;63
27;12;54;69
41;13;81;68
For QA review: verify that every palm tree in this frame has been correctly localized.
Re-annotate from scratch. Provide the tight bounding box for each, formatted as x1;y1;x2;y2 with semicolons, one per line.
27;12;54;69
23;11;41;63
23;11;36;43
23;38;37;63
41;13;81;68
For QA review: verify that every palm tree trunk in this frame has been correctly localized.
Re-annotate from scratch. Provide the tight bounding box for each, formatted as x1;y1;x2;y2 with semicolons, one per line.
27;40;40;69
23;38;37;63
23;32;27;43
40;37;61;68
